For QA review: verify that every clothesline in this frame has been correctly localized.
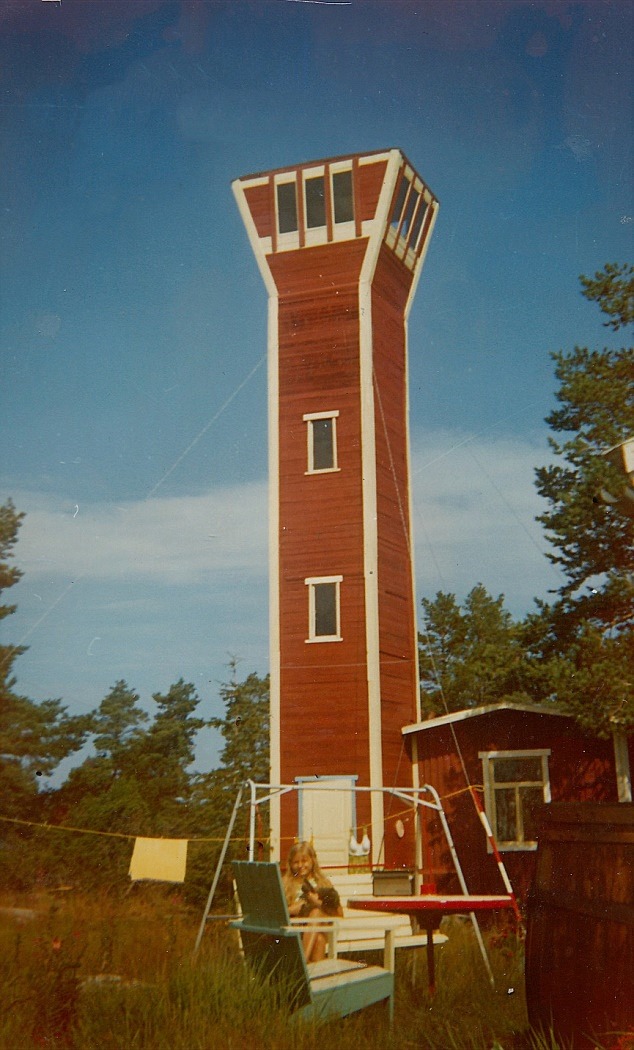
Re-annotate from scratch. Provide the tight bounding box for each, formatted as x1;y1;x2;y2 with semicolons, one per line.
0;814;235;843
1;784;485;842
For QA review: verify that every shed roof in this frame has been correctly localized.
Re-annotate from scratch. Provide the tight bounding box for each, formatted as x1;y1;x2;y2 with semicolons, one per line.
402;700;569;737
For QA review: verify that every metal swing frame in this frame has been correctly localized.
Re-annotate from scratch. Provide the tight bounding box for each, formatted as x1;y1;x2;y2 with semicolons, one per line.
195;778;519;984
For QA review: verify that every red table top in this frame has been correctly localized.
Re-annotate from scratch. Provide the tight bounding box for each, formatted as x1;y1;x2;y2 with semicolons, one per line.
348;894;513;913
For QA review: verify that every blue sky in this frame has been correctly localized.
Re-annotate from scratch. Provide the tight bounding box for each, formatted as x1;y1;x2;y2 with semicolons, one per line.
1;0;632;776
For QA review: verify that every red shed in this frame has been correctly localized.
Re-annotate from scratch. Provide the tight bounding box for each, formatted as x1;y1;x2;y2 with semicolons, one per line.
403;701;634;898
233;150;439;869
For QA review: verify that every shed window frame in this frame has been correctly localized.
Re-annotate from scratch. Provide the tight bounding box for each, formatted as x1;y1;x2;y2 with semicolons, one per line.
479;749;551;852
303;410;340;474
305;576;343;643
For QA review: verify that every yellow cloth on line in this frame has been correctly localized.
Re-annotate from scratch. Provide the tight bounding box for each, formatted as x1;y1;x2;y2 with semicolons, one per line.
129;837;188;883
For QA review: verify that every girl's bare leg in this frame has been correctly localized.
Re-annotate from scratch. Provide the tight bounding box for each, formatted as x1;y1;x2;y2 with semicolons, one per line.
303;908;327;962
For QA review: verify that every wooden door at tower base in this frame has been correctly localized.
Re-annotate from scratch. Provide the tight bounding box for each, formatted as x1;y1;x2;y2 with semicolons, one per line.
297;777;356;870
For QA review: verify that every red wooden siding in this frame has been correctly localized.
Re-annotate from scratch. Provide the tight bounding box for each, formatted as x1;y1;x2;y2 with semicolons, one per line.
357;160;388;223
268;239;369;297
411;710;622;898
273;239;372;849
243;182;271;240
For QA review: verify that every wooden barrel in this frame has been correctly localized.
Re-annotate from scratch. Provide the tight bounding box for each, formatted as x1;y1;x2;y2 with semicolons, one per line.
525;802;634;1046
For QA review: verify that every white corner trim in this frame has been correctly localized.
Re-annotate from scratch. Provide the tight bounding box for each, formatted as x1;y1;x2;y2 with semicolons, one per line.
404;200;440;321
356;150;403;863
232;179;276;298
267;294;281;859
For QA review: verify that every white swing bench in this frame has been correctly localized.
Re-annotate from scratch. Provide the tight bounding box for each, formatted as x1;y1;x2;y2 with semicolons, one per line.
329;871;448;962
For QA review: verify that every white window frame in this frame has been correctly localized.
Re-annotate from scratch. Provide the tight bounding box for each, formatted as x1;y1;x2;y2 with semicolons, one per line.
385;164;433;266
275;165;356;247
479;749;551;852
275;178;298;238
303;410;340;474
305;575;343;643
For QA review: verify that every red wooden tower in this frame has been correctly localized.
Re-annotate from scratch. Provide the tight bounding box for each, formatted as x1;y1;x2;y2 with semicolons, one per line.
233;149;439;870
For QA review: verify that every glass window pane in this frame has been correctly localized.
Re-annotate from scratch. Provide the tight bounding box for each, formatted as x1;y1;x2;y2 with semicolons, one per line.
314;582;337;636
389;177;409;228
277;182;298;233
332;170;354;224
521;788;544;841
409;199;427;247
494;757;542;783
401;189;419;238
312;418;334;470
495;788;518;842
306;176;326;228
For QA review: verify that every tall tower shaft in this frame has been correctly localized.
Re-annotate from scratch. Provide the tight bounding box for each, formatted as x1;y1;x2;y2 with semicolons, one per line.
233;149;438;868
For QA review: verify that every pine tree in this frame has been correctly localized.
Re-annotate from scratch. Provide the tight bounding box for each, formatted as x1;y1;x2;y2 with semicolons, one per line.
0;501;88;817
419;584;533;715
187;666;270;900
529;265;634;734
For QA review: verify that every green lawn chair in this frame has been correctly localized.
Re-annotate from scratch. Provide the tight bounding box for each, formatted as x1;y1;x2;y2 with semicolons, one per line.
231;861;394;1024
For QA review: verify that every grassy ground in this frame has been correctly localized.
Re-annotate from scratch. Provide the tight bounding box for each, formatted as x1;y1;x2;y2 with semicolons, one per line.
0;890;626;1049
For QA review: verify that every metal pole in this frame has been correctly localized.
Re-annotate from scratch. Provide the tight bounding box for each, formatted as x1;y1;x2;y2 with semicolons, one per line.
248;779;257;860
193;784;244;956
427;784;495;986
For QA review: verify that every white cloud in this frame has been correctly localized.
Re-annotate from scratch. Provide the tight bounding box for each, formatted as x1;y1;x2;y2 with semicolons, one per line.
410;428;560;614
9;429;558;619
12;482;268;584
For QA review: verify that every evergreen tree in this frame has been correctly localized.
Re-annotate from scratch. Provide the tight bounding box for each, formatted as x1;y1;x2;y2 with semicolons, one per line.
534;265;633;634
419;584;533;715
47;679;205;890
0;501;88;818
188;667;270;900
92;680;149;769
529;265;634;734
209;666;270;791
123;679;205;827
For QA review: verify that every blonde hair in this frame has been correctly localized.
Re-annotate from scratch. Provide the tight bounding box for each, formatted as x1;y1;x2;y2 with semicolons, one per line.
282;841;331;906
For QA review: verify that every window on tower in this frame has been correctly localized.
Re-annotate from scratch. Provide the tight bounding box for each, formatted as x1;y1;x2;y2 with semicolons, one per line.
401;187;419;239
409;197;428;247
277;181;298;233
304;411;339;473
305;176;326;228
305;576;342;642
332;169;354;224
276;167;355;240
389;176;409;230
385;167;433;265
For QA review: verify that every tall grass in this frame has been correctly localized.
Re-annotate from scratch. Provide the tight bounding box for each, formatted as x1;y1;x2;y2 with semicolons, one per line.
0;891;624;1049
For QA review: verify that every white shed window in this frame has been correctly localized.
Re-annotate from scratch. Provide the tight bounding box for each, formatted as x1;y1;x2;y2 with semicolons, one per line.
305;576;342;642
480;750;551;851
304;411;339;473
